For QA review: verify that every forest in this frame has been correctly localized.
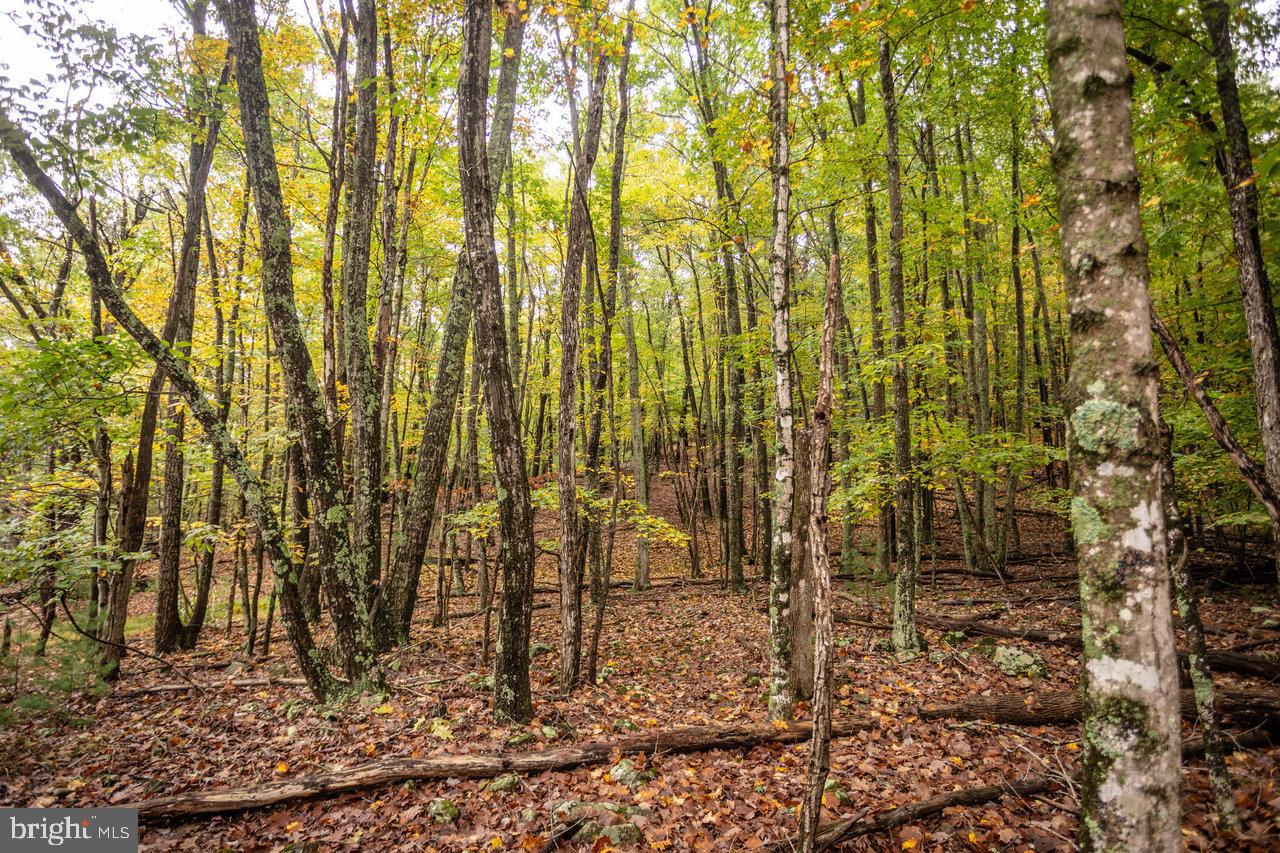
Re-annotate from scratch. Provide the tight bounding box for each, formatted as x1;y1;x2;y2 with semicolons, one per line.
0;0;1278;847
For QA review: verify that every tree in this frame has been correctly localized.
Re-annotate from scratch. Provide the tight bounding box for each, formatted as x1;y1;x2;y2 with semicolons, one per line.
1045;0;1182;845
879;32;922;659
555;15;610;692
766;0;796;723
456;0;537;722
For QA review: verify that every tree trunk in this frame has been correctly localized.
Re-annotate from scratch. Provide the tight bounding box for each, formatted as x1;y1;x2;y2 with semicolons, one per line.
1159;416;1239;831
766;0;796;722
374;5;526;647
555;41;609;692
1198;0;1280;585
456;0;536;722
880;34;922;659
799;206;841;852
1046;0;1183;843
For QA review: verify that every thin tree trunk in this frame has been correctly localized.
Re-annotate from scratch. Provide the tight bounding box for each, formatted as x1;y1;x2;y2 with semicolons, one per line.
374;7;525;647
1198;0;1280;584
555;41;609;692
766;0;796;722
799;197;841;853
880;34;922;658
456;0;536;722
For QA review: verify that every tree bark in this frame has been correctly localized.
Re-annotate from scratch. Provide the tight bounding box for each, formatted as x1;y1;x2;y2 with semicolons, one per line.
457;0;537;722
766;0;796;722
1046;0;1183;842
799;205;841;852
1198;0;1280;585
880;34;922;659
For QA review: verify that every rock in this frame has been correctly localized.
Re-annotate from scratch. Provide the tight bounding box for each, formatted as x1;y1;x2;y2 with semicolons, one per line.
988;644;1048;678
608;757;655;789
427;798;459;824
823;778;853;805
573;820;643;846
600;823;644;845
488;773;520;793
552;800;649;824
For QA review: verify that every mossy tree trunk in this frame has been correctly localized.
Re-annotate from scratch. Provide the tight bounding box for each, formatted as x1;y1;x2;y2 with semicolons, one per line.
1045;0;1182;844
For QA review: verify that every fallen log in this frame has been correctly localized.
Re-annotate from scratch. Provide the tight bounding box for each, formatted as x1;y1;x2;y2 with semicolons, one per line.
773;724;1276;851
771;776;1053;852
922;688;1280;726
134;717;875;820
834;603;1280;681
113;677;309;697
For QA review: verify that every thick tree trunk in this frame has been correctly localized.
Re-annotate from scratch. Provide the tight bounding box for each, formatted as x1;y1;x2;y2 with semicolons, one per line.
1046;0;1183;844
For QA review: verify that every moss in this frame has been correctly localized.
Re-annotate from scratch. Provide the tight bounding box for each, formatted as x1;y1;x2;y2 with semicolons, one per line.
1071;498;1107;546
1072;397;1141;454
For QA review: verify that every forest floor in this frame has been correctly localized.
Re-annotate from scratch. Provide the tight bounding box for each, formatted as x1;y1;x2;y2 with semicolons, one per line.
2;477;1279;851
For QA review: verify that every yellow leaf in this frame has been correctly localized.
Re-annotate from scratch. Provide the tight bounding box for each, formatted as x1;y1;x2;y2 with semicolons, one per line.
504;48;515;58
275;761;289;774
1142;195;1161;208
771;719;789;731
1234;173;1258;189
902;840;918;850
490;837;504;849
285;821;301;832
373;704;395;715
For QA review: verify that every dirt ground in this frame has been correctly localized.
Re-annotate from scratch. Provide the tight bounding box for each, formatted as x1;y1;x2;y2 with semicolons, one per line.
1;474;1278;851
